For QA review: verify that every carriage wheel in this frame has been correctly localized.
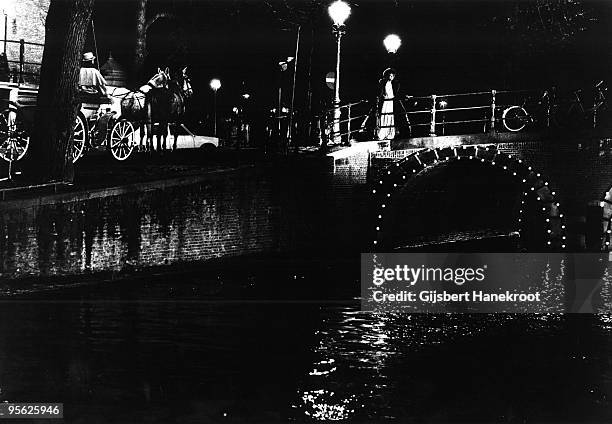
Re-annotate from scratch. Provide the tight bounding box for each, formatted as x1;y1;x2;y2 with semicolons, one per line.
110;119;135;161
0;108;30;162
72;112;87;163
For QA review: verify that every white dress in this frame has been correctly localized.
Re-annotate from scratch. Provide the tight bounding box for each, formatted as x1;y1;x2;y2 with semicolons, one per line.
378;80;395;140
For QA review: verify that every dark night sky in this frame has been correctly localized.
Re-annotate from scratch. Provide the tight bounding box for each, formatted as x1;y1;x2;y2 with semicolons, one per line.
89;0;612;121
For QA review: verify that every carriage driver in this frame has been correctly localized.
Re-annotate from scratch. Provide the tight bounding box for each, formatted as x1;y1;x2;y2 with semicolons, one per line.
79;51;114;143
79;52;110;102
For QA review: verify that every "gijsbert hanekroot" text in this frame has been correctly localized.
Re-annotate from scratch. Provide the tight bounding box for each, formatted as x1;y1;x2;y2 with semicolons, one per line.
372;290;541;303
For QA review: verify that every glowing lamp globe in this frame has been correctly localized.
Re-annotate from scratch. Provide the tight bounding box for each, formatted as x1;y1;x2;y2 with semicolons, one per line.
210;79;221;91
328;0;351;26
383;34;402;54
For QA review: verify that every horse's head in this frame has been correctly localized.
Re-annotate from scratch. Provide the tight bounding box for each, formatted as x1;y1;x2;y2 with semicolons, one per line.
148;67;170;89
179;67;194;98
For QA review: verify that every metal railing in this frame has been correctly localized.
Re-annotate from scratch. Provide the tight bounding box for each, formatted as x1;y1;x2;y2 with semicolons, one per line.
320;87;558;143
1;39;44;84
316;99;371;146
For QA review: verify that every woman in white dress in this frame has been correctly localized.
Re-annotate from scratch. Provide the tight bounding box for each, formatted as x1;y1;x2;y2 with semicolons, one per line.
377;68;397;140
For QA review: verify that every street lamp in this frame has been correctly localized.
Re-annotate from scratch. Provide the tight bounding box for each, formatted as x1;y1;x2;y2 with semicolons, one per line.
384;34;401;71
383;34;401;54
328;0;351;144
210;78;221;137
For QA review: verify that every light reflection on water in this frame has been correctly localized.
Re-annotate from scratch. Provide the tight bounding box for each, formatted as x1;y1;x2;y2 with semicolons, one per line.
296;309;612;422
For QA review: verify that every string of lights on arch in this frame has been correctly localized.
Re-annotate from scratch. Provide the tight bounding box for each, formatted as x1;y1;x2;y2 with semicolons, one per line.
600;191;612;250
371;144;567;250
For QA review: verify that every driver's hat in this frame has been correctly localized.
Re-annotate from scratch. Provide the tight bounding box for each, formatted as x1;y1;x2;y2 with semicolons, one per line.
82;52;95;62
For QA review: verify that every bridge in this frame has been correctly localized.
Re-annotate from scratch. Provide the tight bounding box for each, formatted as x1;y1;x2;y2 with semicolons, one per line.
326;128;612;252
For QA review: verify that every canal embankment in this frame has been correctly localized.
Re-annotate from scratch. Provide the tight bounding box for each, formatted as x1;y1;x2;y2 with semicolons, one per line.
0;147;372;283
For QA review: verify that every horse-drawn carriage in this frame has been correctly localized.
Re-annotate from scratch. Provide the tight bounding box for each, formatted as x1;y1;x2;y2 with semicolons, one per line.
0;84;132;165
73;93;136;162
0;66;196;169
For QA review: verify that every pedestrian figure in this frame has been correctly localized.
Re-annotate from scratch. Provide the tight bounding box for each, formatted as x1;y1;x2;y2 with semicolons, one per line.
377;68;397;140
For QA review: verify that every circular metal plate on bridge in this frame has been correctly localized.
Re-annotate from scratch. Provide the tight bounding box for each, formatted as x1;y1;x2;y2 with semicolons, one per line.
325;72;336;90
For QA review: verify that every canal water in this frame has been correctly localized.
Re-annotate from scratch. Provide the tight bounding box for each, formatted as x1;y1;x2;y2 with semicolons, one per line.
0;259;611;423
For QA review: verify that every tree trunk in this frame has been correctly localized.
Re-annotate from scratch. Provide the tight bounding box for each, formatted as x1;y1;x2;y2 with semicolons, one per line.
133;0;148;78
25;0;95;183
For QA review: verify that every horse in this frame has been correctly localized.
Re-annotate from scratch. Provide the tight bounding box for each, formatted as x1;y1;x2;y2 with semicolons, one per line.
107;68;170;151
147;67;193;152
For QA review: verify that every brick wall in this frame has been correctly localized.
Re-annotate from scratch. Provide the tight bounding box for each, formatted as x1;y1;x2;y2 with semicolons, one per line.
0;163;361;280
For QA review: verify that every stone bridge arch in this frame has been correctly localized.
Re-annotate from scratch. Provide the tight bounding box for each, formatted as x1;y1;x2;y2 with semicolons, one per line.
371;144;567;250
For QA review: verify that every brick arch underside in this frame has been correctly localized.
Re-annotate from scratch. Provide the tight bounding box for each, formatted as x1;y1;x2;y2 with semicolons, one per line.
371;145;567;250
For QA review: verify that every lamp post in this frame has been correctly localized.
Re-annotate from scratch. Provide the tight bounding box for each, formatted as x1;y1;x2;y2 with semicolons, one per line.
328;0;351;144
277;56;294;149
288;25;300;153
210;78;221;137
240;92;251;146
382;34;401;138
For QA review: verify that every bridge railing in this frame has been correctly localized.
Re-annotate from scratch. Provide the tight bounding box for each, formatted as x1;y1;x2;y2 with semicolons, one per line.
314;99;371;146
407;89;546;137
319;87;553;144
1;39;44;85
